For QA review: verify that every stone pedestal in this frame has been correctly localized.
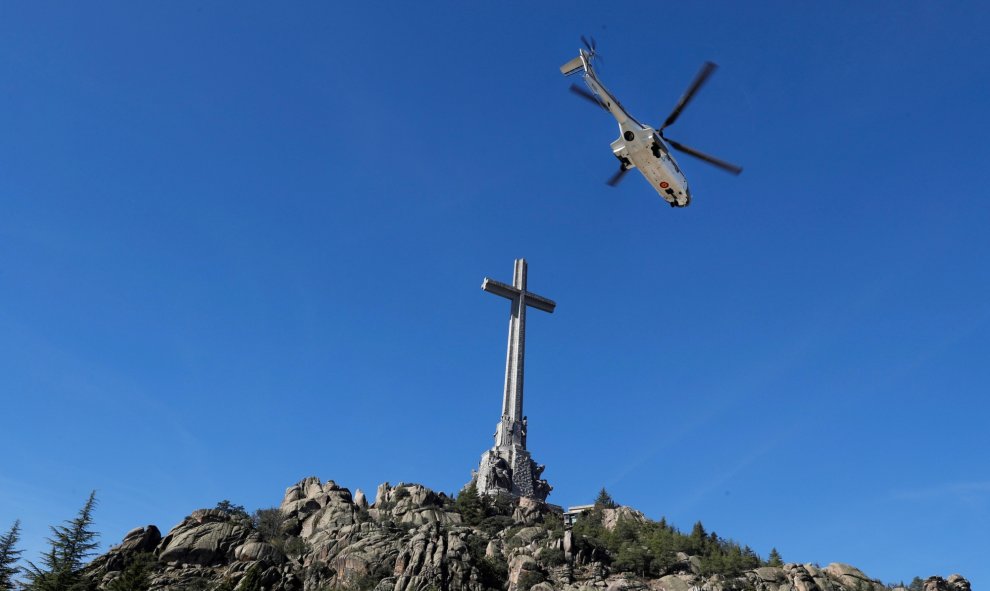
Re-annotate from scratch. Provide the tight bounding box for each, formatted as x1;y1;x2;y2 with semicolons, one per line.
475;444;551;501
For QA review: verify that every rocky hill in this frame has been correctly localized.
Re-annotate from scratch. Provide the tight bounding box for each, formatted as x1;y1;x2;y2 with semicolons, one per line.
83;477;969;591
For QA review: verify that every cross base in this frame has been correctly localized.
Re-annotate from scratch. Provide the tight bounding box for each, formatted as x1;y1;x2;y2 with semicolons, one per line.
473;445;551;501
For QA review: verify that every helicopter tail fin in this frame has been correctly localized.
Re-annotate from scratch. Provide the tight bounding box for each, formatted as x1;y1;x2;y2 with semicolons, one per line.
560;55;584;76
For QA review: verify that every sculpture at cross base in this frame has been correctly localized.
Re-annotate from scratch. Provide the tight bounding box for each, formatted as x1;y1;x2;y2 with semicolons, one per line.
469;259;554;501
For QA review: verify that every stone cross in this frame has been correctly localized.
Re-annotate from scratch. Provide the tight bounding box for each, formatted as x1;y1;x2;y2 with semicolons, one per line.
483;259;555;449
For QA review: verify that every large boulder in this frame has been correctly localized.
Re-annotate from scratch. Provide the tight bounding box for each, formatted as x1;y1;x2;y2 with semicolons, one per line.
602;507;647;532
824;563;878;591
753;566;786;584
947;575;971;591
118;525;162;554
783;564;824;591
513;497;556;526
653;574;693;591
508;554;543;591
370;482;462;527
280;477;363;545
157;509;254;566
85;524;164;576
233;541;284;564
924;576;972;591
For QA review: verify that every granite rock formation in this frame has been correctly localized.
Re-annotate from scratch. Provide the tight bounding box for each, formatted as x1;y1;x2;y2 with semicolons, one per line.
82;477;969;591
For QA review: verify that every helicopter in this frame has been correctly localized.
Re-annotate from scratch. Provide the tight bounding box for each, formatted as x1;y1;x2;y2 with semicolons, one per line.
561;37;742;208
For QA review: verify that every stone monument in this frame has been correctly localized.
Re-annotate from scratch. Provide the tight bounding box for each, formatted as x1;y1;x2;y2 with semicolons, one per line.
470;258;554;500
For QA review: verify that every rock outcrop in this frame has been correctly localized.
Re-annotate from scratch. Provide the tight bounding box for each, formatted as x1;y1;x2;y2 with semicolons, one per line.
157;509;255;567
601;507;646;532
923;575;971;591
81;477;971;591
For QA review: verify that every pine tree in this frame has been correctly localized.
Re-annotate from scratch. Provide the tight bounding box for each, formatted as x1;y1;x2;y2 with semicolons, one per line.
767;547;783;567
213;500;248;520
594;488;617;509
454;482;485;526
0;520;22;591
24;491;99;591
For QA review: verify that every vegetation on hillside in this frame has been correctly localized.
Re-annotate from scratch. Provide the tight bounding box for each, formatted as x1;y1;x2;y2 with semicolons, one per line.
451;485;766;580
104;552;154;591
23;491;100;591
571;501;761;577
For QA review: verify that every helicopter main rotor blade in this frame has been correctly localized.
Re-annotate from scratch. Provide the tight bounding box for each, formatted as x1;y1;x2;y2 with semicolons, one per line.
581;35;594;52
661;61;717;131
606;165;630;187
665;138;743;175
569;84;607;110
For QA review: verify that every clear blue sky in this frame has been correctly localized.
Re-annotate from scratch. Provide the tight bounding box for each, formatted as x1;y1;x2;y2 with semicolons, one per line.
2;1;988;587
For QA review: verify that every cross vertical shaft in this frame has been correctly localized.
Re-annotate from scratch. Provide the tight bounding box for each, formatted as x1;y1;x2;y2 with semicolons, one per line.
482;259;555;449
503;259;526;423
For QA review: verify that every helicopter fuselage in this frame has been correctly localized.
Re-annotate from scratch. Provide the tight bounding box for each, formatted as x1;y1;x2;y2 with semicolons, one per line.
569;50;692;207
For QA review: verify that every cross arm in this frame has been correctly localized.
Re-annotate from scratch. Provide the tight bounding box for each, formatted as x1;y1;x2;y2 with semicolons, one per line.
482;278;519;300
482;278;556;313
525;293;556;313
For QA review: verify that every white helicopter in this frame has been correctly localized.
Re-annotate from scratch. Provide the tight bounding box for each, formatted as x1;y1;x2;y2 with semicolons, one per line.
561;37;742;208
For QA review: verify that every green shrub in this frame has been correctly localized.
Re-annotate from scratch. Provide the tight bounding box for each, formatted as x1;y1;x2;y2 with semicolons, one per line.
252;508;286;543
464;533;507;591
344;562;392;591
541;547;566;567
540;512;564;538
517;571;545;591
283;536;309;557
214;500;249;520
235;564;263;591
106;552;155;591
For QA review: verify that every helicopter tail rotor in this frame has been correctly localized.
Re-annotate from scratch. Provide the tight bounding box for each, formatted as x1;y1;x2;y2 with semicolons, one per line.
580;35;603;65
581;35;597;54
